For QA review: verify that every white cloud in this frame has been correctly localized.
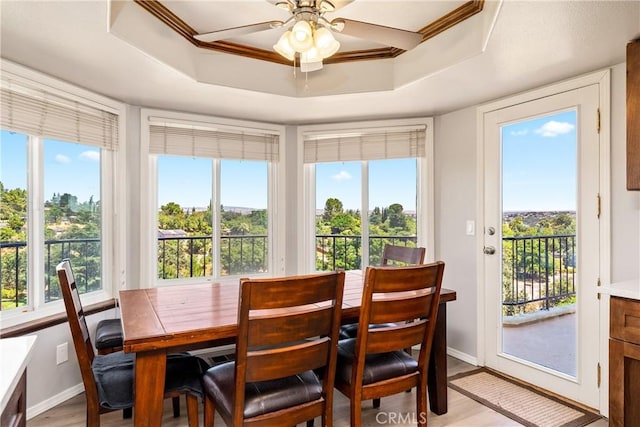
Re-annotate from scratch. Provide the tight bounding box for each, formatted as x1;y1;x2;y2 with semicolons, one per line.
510;129;528;136
332;170;352;181
55;154;71;164
79;150;100;162
534;121;575;137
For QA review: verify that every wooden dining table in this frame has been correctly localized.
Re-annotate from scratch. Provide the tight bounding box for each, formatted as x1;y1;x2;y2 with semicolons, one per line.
119;271;456;426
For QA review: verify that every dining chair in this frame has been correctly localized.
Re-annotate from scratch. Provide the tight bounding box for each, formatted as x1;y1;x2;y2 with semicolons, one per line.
202;270;345;427
339;244;426;339
56;259;208;427
334;262;445;427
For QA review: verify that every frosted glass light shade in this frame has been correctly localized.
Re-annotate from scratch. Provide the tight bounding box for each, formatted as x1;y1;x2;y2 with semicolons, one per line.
315;27;340;58
289;20;313;52
300;48;323;72
273;31;295;61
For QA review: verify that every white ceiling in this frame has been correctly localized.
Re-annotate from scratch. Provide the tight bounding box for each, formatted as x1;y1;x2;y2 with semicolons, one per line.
1;1;639;125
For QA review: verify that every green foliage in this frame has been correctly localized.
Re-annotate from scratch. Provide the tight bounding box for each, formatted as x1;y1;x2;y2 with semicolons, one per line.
501;212;577;316
1;182;102;310
315;198;417;271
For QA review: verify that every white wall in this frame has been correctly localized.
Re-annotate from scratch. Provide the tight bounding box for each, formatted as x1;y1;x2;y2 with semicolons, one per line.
610;63;640;283
434;107;479;358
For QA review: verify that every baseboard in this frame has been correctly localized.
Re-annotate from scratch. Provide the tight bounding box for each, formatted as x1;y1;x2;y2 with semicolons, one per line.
27;383;84;420
447;346;478;366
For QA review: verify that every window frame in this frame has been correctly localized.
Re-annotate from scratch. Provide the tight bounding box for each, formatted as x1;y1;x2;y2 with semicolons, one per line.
139;108;286;288
0;60;126;328
297;117;434;273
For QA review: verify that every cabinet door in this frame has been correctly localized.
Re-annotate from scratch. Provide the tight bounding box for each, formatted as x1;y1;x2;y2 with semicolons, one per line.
609;338;640;427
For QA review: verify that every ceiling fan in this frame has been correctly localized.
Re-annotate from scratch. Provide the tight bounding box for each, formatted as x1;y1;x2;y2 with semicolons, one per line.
193;0;423;72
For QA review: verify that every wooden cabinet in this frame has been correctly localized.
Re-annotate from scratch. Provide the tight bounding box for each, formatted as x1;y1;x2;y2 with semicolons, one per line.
0;371;26;427
609;296;640;426
628;39;640;190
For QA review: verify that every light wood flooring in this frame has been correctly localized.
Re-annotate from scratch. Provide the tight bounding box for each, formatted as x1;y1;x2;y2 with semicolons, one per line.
28;356;608;426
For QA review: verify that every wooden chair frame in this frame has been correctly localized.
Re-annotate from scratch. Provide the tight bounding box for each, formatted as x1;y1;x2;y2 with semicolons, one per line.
334;262;445;427
57;260;199;427
203;271;345;427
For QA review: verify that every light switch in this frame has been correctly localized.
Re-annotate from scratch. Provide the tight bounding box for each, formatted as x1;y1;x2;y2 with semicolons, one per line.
466;220;475;236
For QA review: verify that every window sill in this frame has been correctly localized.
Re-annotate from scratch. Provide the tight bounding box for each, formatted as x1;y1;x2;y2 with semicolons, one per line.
0;298;117;338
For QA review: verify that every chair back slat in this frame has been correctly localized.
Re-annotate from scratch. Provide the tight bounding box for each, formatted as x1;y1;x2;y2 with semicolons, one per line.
246;338;330;382
247;306;333;347
381;245;426;266
365;320;427;354
244;274;342;309
369;293;435;324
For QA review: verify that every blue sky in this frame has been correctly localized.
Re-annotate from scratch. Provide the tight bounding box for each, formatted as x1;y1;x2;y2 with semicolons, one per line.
2;110;576;213
502;110;577;212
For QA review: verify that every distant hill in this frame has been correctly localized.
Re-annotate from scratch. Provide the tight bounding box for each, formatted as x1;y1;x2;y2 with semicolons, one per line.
503;211;575;227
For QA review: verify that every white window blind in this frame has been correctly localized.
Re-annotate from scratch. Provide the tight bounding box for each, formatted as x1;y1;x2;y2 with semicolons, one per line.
303;126;426;163
0;79;118;150
149;124;279;161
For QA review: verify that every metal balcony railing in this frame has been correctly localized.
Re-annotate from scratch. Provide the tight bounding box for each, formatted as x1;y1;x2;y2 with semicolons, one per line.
502;234;576;313
1;233;577;313
315;235;418;271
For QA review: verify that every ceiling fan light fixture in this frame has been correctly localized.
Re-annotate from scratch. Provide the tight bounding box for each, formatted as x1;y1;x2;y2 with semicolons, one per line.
273;30;295;61
314;26;340;58
289;20;314;51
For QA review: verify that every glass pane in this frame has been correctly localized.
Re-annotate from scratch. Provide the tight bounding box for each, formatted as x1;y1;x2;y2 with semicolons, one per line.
220;160;268;276
1;130;29;311
44;139;102;301
315;162;362;271
500;110;577;377
368;158;418;266
157;156;213;280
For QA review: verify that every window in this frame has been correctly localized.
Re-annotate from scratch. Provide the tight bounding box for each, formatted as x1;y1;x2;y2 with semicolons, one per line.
144;112;281;285
0;63;122;324
301;119;434;272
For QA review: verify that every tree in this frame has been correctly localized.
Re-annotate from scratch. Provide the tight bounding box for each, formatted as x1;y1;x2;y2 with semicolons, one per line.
323;198;343;222
388;203;406;229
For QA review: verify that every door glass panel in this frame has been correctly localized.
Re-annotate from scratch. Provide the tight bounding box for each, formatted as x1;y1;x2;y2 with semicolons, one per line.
315;162;362;271
368;158;417;265
500;110;578;377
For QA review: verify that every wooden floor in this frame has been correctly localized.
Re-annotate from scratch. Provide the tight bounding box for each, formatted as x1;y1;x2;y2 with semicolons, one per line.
28;356;608;426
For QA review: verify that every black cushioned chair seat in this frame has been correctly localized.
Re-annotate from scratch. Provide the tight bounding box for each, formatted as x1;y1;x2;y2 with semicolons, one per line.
95;318;124;350
336;338;418;385
93;351;208;410
339;322;397;340
203;361;322;419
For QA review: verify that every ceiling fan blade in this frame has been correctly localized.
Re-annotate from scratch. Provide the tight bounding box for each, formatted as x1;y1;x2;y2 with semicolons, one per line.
194;21;283;43
332;18;422;51
319;0;354;12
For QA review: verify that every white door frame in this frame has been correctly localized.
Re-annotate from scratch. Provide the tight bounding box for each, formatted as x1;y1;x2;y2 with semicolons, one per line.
475;69;611;414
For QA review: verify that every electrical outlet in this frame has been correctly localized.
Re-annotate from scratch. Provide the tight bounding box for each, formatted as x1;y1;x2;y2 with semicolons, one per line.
56;342;68;365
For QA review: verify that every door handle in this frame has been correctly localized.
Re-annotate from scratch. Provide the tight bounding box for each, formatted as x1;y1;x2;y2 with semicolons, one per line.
483;246;496;255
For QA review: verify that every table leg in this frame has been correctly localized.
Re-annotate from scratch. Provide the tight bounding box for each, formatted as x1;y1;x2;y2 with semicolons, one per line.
134;349;166;427
428;303;448;415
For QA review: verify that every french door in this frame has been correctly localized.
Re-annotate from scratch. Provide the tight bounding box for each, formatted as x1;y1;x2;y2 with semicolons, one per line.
482;84;601;408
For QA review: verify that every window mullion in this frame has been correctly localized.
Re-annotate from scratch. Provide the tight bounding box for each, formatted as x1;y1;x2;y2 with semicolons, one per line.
361;161;369;269
212;159;221;278
28;136;45;309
